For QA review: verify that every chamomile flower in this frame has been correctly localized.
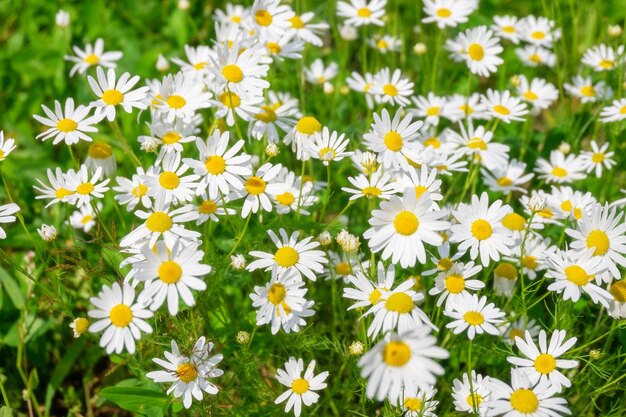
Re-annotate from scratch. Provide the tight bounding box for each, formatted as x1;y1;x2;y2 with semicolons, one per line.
343;261;395;310
422;241;463;276
580;141;616;177
508;329;578;392
308;127;352;165
214;3;248;25
516;76;559;111
429;261;485;308
485;369;571;417
358;328;449;403
288;12;329;47
609;279;626;319
273;169;317;215
113;167;154;211
33;98;98;145
443;93;489;122
235;162;284;217
337;0;387;27
515;45;556;67
445;293;505;339
447;123;510;170
482;159;533;195
170;44;214;77
370;68;414;106
148;117;200;160
189;193;236;225
455;26;504;77
395;165;443;208
600;98;626;122
64;165;110;208
535;150;585;184
506;234;552;280
134;240;211;315
284;116;323;160
399;386;439;417
275;357;329;417
248;91;300;143
566;203;626;281
450;192;514;266
452;371;492;416
363;108;423;170
0;131;16;161
411;93;447;127
155;72;212;123
64;38;122;76
88;67;149;122
84;142;116;177
324;251;361;282
368;35;402;53
499;316;541;345
364;273;435;338
211;39;270;96
365;189;449;267
0;203;19;239
422;0;476;29
183;130;251;199
146;337;223;409
545;248;612;307
143;152;199;205
582;44;624;72
346;71;376;108
520;15;559;47
249;266;315;334
251;0;295;41
492;15;521;43
304;58;338;85
481;89;529;123
69;203;97;232
563;75;612;103
87;282;153;354
247;229;327;281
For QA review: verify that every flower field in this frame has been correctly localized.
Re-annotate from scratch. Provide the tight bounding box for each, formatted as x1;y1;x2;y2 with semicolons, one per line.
0;0;626;416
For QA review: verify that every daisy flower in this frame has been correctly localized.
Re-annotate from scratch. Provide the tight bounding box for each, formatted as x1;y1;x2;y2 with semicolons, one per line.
399;386;439;417
143;152;199;205
288;12;330;47
452;371;492;416
247;229;327;281
189;193;236;225
609;279;626;319
275;357;329;417
33;98;98;145
395;165;443;207
445;293;505;339
69;203;98;232
343;261;395;310
442;93;489;123
88;67;149;122
363;108;423;170
447;123;510;170
482;159;533;195
183;130;251;200
365;189;449;268
304;58;338;85
422;0;476;29
0;131;16;161
422;241;462;276
508;329;578;392
154;72;212;123
506;234;552;280
563;75;612;103
84;142;116;177
113;167;154;211
429;261;484;308
120;200;200;248
535;150;585;184
249;266;315;334
600;98;626;123
251;0;295;41
566;203;626;281
546;185;596;221
499;316;542;345
248;91;300;143
581;44;624;72
545;248;612;307
358;328;449;403
211;39;270;96
492;15;521;43
520;15;560;47
134;240;210;316
0;203;19;239
324;251;361;283
450;192;514;267
481;89;529;123
87;282;153;354
370;68;414;106
64;38;122;76
146;337;223;409
346;71;376;108
64;165;110;208
411;93;447;127
273;169;317;215
235;162;284;218
214;3;248;25
148;117;200;161
455;26;504;77
516;76;559;112
485;369;571;417
283;116;323;160
170;44;214;77
515;45;556;67
308;126;352;165
337;0;387;27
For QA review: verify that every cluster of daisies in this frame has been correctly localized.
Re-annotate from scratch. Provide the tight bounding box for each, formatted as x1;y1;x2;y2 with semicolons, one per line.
2;0;623;415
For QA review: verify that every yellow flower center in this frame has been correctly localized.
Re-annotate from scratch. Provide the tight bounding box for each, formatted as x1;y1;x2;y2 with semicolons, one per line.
81;214;93;225
369;289;383;304
166;95;186;109
467;393;482;408
266;42;281;54
254;105;278;123
219;91;241;108
510;389;539;413
468;138;487;150
534;353;557;374
102;89;124;105
564;265;591;286
76;182;94;195
445;274;465;293
162;132;182;145
523;255;538;270
463;311;485;325
497;177;513;187
424;137;441;148
376;39;388;49
471;219;492;240
502;25;515;33
523;91;538;101
255;9;273;26
205;155;227;175
468;43;485;61
245;176;266;195
495;263;517;280
159;172;180;190
404;398;423;411
57;118;78;132
109;304;133;327
146;212;173;232
383;340;411;367
336;262;352;276
509;328;524;342
493;105;510;115
357;7;372;17
438;257;453;271
74;317;89;334
426;106;440;116
295;116;321;135
529;53;542;63
176;363;198;383
132;184;148;198
609;280;626;302
531;31;545;40
268;283;287;305
87;142;112;159
84;54;99;65
383;83;398;96
199;199;218;214
580;85;596;97
591;152;605;163
586;230;610;256
620;105;626;114
291;378;310;394
290;15;305;29
385;292;414;313
436;7;451;17
551;167;567;177
193;61;208;70
362;186;381;198
158;260;182;284
414;186;428;199
394;211;419;235
384;131;403;151
319;147;336;160
222;64;244;83
274;246;299;267
599;59;615;69
276;192;295;206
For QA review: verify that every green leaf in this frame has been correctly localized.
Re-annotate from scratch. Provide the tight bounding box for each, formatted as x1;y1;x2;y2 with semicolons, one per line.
0;406;13;417
0;267;24;310
44;338;86;412
99;387;169;415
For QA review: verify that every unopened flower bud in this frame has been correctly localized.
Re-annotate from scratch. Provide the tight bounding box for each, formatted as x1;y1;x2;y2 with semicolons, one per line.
339;24;358;41
55;10;70;28
236;330;251;344
510;75;521;88
558;141;571;154
413;42;427;55
528;194;547;213
230;254;246;270
37;224;57;242
608;25;622;37
318;231;332;246
156;54;169;72
265;143;279;157
349;341;364;355
70;317;89;338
